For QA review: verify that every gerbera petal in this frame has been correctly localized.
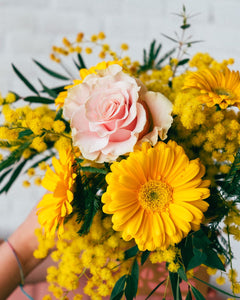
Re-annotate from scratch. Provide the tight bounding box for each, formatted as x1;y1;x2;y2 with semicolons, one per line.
102;140;210;251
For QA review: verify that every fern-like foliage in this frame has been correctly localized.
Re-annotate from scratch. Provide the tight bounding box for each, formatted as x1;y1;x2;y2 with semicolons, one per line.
138;40;175;73
221;148;240;201
73;167;107;236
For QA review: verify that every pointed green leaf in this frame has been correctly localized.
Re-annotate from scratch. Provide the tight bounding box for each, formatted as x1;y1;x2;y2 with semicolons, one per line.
33;59;70;80
191;286;205;300
25;154;53;170
162;33;178;43
0;141;31;172
177;58;190;66
24;96;55;104
153;43;162;60
0;168;13;183
55;108;63;121
185;289;192;300
156;48;176;67
141;250;150;265
169;272;182;300
181;24;191;29
0;159;28;193
149;40;156;59
73;58;81;71
110;275;127;300
145;279;166;300
125;276;136;300
131;259;139;297
176;274;182;300
51;85;66;94
204;249;225;271
39;80;58;98
18;129;33;138
77;53;87;69
187;249;207;270
124;245;139;260
193;276;240;298
177;266;188;282
12;64;39;95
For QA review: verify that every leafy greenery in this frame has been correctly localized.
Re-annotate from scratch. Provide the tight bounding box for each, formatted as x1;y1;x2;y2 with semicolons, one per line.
12;64;40;95
33;59;70;80
110;259;139;300
138;40;175;72
73;170;105;236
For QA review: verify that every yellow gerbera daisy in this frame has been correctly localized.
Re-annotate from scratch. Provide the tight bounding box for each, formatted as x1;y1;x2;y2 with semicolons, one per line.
55;60;122;109
183;68;240;109
37;148;76;236
102;141;210;251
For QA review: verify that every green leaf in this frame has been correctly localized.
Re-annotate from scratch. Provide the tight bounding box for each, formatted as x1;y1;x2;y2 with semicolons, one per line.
185;288;192;300
204;249;225;271
51;85;66;94
131;259;139;296
25;154;53;170
141;250;150;265
162;33;178;43
156;48;176;67
125;276;136;300
177;58;190;66
54;108;63;121
18;129;33;138
39;80;58;98
73;58;81;71
80;166;108;174
0;141;31;172
180;235;194;270
177;266;188;282
191;286;205;300
192;230;211;249
77;53;87;69
187;249;207;270
0;159;28;193
193;276;240;298
181;24;191;29
0;168;13;183
169;272;182;300
33;59;70;80
145;279;166;300
110;275;127;300
12;64;39;95
24;96;55;104
124;245;139;260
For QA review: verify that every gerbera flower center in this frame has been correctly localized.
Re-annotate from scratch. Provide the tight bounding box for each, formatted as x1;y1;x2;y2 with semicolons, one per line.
138;180;173;211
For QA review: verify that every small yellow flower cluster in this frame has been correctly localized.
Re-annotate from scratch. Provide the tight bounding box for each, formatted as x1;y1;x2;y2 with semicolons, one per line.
170;54;240;182
1;103;71;157
149;246;180;273
34;213;133;299
0;92;16;105
139;65;174;99
224;210;240;242
188;52;234;71
50;32;127;63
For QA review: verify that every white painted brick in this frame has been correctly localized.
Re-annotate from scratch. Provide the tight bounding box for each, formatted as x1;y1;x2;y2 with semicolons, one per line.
0;0;50;8
122;0;167;17
53;0;125;15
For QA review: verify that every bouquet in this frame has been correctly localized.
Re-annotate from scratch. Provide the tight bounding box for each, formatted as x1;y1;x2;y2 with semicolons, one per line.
1;7;240;300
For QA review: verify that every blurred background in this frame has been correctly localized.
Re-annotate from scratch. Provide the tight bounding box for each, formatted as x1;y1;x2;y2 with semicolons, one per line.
0;0;240;297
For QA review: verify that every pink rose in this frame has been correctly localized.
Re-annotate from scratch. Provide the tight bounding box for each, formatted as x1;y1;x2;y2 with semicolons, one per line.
63;64;172;163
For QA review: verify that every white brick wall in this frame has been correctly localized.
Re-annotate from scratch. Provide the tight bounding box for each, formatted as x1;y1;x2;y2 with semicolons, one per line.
1;0;240;292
